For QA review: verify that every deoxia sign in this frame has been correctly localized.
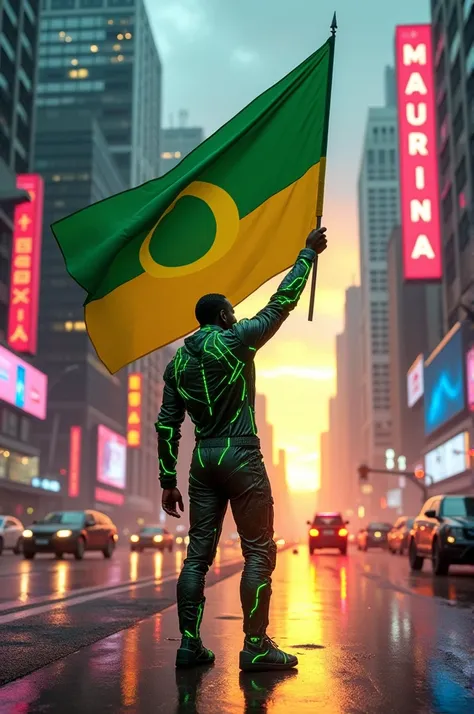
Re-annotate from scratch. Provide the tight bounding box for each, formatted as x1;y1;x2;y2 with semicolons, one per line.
395;25;441;281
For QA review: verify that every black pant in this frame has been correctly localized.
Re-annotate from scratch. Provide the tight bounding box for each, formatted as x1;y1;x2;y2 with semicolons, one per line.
177;442;277;639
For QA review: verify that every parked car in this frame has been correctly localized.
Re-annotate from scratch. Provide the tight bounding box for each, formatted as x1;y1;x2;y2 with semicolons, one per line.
22;510;118;560
307;512;349;555
130;526;174;552
409;495;474;576
388;516;415;555
357;522;392;551
0;515;24;555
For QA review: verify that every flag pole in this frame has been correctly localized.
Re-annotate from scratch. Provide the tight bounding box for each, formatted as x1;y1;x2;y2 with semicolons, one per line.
308;11;337;322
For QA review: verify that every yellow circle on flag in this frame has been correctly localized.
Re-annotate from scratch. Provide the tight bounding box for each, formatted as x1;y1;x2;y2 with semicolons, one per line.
139;181;240;279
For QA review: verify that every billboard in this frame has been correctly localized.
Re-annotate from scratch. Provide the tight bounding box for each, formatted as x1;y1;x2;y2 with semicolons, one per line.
95;487;124;506
425;432;470;484
0;345;47;419
407;353;424;407
127;373;142;447
424;326;465;435
68;426;81;498
97;424;127;490
7;174;44;354
395;25;442;281
467;346;474;412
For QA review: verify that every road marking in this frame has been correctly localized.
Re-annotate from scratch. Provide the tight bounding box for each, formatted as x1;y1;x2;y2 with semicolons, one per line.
0;556;245;626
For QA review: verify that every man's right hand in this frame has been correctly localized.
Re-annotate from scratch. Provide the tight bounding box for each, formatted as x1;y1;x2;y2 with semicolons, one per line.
305;226;328;254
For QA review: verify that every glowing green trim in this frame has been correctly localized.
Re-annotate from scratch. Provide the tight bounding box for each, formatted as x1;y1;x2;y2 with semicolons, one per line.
200;366;213;416
197;445;204;468
248;406;257;435
217;437;231;466
184;629;195;639
251;650;270;664
249;582;267;617
248;346;256;352
159;458;176;476
195;602;204;637
282;652;287;664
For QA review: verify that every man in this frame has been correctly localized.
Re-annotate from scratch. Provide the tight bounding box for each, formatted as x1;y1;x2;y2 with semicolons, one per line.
156;226;328;671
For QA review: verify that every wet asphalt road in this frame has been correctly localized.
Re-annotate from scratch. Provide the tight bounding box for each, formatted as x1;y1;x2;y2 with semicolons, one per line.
0;545;473;713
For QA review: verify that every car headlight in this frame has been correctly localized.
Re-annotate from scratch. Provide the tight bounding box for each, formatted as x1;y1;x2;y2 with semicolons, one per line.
153;535;163;543
56;529;72;538
374;531;382;538
23;529;33;538
448;527;463;539
130;534;139;543
176;537;183;544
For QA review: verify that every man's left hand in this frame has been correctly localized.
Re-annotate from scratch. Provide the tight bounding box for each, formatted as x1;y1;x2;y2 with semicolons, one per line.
162;488;184;518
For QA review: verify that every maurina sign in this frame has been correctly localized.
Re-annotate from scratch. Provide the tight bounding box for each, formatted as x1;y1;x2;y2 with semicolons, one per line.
395;25;442;281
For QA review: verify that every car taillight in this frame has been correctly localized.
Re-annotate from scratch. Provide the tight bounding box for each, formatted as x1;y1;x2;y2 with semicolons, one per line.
309;528;319;537
338;528;348;537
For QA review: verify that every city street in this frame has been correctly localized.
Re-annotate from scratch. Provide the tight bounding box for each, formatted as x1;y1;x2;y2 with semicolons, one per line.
0;545;473;713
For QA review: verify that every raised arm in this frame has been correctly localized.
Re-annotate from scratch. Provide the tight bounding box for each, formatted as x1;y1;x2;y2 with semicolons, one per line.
155;361;186;490
234;226;328;350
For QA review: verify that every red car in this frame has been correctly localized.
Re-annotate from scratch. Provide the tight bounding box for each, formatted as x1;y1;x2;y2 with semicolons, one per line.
307;512;349;555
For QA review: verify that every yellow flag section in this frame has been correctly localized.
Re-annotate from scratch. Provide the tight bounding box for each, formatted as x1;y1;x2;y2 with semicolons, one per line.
86;163;321;373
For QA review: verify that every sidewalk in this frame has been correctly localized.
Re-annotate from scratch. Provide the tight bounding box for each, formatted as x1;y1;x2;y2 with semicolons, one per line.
1;548;473;713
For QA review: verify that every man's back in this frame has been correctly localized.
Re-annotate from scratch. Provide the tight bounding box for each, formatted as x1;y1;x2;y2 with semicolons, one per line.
165;325;257;440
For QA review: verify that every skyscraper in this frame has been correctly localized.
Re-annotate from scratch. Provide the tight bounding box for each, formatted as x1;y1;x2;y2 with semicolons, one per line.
358;68;400;505
37;0;161;187
0;0;40;335
431;0;473;328
160;124;204;175
33;0;165;525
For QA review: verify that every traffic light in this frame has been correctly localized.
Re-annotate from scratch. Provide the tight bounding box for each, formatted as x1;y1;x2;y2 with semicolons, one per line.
358;464;369;481
414;467;425;480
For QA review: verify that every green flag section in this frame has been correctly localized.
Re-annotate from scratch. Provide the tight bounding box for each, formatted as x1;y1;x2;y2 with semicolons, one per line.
52;37;334;373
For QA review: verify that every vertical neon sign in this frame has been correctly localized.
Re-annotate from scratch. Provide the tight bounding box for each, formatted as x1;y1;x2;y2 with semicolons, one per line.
7;174;44;353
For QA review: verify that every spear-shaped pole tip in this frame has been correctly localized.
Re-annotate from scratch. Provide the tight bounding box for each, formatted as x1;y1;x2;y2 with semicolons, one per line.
331;12;337;36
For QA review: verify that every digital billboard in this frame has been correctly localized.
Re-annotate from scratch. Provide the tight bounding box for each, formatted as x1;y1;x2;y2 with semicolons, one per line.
467;346;474;412
127;373;142;447
97;425;127;490
7;174;44;354
407;353;424;407
0;345;47;419
68;426;81;498
425;432;469;484
395;25;442;281
424;326;465;435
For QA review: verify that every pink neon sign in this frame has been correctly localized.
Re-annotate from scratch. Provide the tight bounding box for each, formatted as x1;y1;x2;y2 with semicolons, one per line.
395;25;442;281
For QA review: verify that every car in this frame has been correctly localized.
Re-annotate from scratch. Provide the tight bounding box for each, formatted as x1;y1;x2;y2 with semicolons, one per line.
408;495;474;576
307;512;349;555
0;516;24;556
130;526;174;552
357;522;392;551
22;510;118;560
388;516;415;555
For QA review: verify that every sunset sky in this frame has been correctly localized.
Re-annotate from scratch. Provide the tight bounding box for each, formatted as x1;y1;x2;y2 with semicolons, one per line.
147;0;430;493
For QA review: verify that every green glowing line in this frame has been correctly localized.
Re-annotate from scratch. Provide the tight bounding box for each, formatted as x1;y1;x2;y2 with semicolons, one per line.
159;458;176;476
248;406;257;435
201;366;213;416
248;346;256;352
195;602;204;637
184;629;195;639
251;650;269;664
197;445;204;468
249;582;267;617
218;437;231;465
282;652;287;664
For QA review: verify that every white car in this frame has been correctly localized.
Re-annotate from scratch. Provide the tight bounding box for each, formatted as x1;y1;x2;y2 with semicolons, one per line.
0;515;24;555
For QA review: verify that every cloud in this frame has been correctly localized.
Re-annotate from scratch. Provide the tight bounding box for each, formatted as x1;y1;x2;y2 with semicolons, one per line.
258;366;334;380
230;48;260;67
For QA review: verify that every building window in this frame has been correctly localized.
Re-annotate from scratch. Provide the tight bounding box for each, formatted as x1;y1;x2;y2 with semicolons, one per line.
453;106;464;143
444;235;455;285
455;157;467;193
459;212;470;250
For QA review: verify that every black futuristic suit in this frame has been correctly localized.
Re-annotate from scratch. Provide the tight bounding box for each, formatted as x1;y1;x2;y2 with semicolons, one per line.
156;247;316;640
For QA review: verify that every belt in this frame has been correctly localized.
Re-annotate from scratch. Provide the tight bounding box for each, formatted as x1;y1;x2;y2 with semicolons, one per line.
196;436;260;448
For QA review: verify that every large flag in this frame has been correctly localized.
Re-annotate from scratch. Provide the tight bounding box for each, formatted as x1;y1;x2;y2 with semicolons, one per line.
52;36;335;373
